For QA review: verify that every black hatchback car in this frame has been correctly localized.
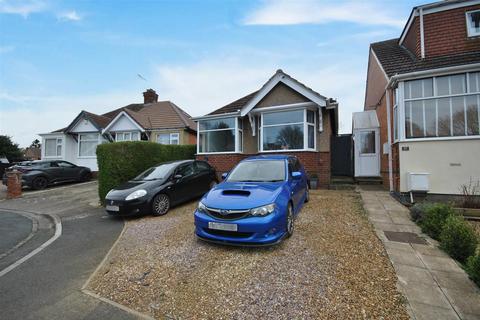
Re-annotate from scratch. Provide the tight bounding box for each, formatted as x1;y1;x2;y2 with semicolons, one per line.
2;160;92;190
105;160;217;216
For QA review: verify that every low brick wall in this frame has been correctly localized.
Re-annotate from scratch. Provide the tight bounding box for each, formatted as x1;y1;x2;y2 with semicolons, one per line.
196;151;331;187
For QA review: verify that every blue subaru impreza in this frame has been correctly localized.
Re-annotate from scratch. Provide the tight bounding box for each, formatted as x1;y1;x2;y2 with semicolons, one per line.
194;155;309;246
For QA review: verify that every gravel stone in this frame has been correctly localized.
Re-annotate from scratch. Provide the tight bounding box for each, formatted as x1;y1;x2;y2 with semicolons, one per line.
88;190;409;319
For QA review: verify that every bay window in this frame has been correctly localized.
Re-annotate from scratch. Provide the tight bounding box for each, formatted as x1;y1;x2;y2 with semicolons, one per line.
44;137;62;157
79;133;99;157
198;118;238;153
403;72;480;139
261;109;316;151
116;131;139;141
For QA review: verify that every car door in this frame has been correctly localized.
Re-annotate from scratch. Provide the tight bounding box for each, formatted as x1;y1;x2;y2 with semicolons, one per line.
56;161;79;180
44;161;65;182
170;162;196;204
288;158;304;211
193;161;214;195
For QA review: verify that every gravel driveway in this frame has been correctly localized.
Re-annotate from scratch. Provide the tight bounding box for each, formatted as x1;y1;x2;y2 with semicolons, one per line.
88;190;409;319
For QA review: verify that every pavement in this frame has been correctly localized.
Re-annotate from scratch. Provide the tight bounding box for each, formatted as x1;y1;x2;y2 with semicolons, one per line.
359;187;480;320
0;181;139;320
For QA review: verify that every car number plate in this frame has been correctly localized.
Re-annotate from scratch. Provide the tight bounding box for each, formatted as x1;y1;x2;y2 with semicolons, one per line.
208;222;237;231
106;205;120;212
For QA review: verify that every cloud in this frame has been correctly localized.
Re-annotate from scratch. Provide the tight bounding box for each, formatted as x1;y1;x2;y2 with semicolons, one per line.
0;45;14;53
244;0;404;28
57;10;81;21
0;0;46;17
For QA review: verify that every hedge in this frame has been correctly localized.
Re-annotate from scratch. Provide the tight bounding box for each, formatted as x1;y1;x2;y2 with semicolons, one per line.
439;215;478;262
419;203;455;240
96;141;196;203
467;253;480;286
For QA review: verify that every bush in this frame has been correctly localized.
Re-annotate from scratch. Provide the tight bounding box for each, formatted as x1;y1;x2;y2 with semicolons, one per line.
466;253;480;286
440;215;478;262
410;202;433;223
96;142;196;203
419;203;455;240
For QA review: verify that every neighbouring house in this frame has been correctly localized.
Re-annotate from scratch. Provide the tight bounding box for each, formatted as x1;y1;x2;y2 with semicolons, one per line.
358;0;480;199
23;147;41;160
39;89;196;171
194;69;339;187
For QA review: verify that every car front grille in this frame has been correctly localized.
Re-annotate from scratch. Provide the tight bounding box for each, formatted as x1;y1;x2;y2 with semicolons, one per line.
205;207;250;220
203;228;253;238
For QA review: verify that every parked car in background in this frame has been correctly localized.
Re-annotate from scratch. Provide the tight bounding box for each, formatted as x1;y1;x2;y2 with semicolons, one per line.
194;155;309;246
2;160;91;190
105;160;217;216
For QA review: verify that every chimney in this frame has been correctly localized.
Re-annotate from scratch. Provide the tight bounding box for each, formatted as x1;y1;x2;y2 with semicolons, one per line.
143;89;158;104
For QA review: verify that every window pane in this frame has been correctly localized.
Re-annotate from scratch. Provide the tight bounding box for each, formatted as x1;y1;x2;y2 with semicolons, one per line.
80;133;98;141
466;96;480;135
404;82;411;99
405;101;412;138
56;144;62;156
425;99;436;137
79;141;98;156
116;133;124;141
436;76;450;96
410;79;423;99
467;11;480;36
451;97;465;136
438;98;451;136
263;124;304;150
359;131;375;154
308;125;314;148
307;110;315;123
450;74;466;95
199;118;235;130
170;133;179;145
469;73;480;93
199;130;235;152
263;110;303;126
157;134;170;144
411;100;424;138
423;78;433;97
45;139;56;156
393;107;398;141
131;132;139;140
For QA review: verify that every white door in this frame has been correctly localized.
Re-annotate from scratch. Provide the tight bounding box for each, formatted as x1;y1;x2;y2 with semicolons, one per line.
354;129;380;177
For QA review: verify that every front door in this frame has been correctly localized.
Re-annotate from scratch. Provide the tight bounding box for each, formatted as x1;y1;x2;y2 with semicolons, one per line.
354;129;380;177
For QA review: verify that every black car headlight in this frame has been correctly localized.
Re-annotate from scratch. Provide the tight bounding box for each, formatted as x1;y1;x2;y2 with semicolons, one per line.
250;203;275;216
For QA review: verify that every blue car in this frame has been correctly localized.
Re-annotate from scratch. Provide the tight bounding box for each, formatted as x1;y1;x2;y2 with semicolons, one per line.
194;155;309;246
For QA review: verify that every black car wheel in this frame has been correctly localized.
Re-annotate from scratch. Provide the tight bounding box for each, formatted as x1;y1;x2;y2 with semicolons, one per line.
286;204;294;238
152;193;170;216
32;176;48;190
79;172;92;182
305;185;310;203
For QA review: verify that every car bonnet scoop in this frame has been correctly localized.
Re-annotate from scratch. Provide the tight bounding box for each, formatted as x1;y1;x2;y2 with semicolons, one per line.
221;189;251;196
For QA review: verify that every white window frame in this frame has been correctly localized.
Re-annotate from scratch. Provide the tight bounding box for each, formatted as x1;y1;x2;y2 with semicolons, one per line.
170;133;180;145
466;10;480;38
259;108;316;153
78;133;100;158
196;117;239;154
44;137;63;158
115;131;140;142
399;72;480;142
156;132;180;145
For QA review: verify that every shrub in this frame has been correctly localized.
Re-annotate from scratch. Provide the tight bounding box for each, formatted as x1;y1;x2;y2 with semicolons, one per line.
410;202;433;223
439;215;478;262
96;142;196;203
419;203;455;240
466;253;480;286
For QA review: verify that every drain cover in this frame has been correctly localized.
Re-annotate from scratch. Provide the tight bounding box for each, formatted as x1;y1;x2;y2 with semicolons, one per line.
384;231;427;245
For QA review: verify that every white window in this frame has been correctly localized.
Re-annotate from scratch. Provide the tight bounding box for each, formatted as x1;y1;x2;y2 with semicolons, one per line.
44;138;62;157
359;131;376;154
198;118;236;153
466;10;480;37
156;132;180;145
393;88;399;141
260;109;316;152
403;73;480;139
78;133;99;157
115;132;139;141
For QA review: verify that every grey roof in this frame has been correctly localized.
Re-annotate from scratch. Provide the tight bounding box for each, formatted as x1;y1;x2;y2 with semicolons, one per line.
371;38;480;77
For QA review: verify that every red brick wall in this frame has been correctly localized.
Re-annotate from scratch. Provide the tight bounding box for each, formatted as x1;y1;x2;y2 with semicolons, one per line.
187;131;197;144
392;143;400;193
196;151;331;187
403;16;421;58
423;4;480;58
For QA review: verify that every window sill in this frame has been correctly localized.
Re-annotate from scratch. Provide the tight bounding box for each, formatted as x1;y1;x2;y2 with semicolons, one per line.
77;156;97;159
259;149;317;153
196;152;241;155
399;135;480;143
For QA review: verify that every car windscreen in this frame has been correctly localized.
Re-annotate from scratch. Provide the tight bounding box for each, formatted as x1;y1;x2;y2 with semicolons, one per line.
226;160;286;182
132;163;178;181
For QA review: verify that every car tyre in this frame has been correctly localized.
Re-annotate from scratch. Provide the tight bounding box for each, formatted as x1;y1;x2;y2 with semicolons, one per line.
286;204;294;238
32;176;48;190
152;193;170;216
305;185;310;203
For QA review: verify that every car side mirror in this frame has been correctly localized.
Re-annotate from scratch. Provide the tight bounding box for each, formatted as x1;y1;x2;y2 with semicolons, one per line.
221;172;229;180
292;171;302;179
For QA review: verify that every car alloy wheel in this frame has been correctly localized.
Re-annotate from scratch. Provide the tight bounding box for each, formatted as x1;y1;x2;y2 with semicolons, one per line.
152;193;170;216
32;177;48;190
286;204;294;237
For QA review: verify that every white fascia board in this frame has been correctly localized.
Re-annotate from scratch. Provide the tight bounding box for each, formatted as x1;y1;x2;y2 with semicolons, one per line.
388;63;480;86
422;0;480;15
39;132;65;136
102;111;145;134
192;111;240;121
249;102;316;114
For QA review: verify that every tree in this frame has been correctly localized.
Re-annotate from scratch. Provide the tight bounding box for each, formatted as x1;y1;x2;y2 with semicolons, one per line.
30;139;41;148
0;135;22;161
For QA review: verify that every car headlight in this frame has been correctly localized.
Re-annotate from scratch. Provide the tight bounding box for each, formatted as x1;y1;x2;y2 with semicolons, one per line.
197;201;207;213
250;203;275;216
125;189;147;201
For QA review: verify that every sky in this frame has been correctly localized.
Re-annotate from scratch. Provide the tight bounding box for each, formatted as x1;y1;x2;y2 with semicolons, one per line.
0;0;424;147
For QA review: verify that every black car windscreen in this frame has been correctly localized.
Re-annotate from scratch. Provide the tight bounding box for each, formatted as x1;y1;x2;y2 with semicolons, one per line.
133;163;178;181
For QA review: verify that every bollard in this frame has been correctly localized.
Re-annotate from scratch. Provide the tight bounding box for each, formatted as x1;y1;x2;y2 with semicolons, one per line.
6;169;22;199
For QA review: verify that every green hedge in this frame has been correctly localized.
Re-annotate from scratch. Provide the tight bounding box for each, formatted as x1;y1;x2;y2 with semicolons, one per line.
96;141;196;203
467;253;480;286
419;203;455;240
439;215;478;262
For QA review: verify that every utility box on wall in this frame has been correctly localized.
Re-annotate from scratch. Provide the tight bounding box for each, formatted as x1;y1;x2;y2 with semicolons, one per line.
407;173;430;192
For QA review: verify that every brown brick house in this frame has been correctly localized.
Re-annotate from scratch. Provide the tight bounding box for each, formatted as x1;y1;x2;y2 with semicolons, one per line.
194;70;339;187
359;0;480;198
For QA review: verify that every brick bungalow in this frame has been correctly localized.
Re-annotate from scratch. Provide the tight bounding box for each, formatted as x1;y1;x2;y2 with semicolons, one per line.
358;0;480;199
194;70;339;187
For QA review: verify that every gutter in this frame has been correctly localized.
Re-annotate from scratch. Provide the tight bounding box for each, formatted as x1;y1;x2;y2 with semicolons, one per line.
192;111;241;121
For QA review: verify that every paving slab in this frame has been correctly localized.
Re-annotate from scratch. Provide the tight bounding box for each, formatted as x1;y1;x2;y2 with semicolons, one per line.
409;301;460;320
